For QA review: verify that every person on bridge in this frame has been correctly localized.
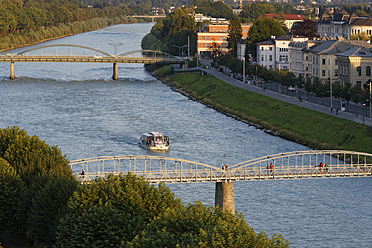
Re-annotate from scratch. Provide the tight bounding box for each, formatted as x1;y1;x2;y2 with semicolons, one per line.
325;162;329;172
319;162;323;172
270;163;274;174
81;169;85;177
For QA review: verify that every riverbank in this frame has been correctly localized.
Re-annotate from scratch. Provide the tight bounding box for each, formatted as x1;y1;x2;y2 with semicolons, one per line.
154;65;372;154
0;16;141;52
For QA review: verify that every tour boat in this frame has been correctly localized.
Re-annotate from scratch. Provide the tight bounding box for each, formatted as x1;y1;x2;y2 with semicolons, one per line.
139;132;170;150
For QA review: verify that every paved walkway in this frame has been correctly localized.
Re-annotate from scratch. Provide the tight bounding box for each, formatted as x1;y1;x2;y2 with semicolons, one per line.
174;66;372;127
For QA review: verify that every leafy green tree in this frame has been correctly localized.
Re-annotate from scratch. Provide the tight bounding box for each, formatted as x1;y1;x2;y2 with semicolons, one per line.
246;17;285;59
27;174;79;246
292;19;318;38
0;158;24;232
350;84;364;114
129;202;289;248
0;126;70;187
227;15;242;58
56;173;182;247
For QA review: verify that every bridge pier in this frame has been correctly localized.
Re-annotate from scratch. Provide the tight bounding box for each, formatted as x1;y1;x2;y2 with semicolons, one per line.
215;181;235;214
10;62;15;79
112;63;118;80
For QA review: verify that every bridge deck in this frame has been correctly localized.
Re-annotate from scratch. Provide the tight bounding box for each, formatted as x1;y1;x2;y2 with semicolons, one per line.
70;151;372;183
0;55;182;64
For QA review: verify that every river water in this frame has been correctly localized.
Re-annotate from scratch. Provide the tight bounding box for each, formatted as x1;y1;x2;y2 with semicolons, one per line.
0;23;370;247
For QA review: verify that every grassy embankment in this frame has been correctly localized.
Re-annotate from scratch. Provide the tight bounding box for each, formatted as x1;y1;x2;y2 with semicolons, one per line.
155;65;372;154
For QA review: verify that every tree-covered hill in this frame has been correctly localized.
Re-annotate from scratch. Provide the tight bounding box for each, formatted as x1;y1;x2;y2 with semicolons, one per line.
0;0;130;35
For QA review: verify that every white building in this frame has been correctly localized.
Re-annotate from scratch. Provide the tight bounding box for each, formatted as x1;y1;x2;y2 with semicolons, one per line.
257;35;308;71
317;10;372;39
288;40;319;77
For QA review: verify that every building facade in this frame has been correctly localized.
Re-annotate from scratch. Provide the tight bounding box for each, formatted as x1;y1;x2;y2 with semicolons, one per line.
257;35;308;71
197;23;252;55
317;10;372;39
337;47;372;86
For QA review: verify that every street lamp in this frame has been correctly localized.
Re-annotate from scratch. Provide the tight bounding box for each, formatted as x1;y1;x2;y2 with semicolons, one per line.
173;45;187;58
363;103;366;125
369;82;372;118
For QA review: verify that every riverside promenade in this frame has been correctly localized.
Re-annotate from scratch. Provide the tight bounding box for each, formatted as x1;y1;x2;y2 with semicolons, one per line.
174;64;372;127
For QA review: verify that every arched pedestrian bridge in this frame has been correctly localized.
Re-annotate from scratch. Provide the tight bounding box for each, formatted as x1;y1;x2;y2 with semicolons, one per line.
70;150;372;183
70;150;371;214
0;44;184;80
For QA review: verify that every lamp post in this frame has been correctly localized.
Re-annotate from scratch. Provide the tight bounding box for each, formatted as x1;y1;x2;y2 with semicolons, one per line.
243;56;245;84
369;82;372;118
330;79;333;111
173;45;187;58
363;103;366;125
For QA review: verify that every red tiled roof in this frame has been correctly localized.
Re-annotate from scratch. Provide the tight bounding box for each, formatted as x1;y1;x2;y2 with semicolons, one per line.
259;14;305;20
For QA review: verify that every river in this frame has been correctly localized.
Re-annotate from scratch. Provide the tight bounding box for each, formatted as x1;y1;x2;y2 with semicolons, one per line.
0;22;370;247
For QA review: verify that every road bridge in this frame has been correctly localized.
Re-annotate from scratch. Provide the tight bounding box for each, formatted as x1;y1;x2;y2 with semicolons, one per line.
69;150;372;214
130;15;166;22
0;44;184;80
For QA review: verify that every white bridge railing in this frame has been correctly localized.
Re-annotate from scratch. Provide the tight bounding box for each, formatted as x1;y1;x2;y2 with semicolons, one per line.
69;150;372;183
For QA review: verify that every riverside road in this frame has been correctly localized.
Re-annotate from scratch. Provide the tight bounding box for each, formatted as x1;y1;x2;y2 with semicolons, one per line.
177;62;372;127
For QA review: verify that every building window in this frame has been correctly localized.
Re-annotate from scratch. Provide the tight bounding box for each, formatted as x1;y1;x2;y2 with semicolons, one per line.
306;56;308;61
202;36;205;39
220;29;223;32
261;47;264;51
335;69;338;76
269;47;272;51
322;59;325;65
306;67;308;72
357;66;362;76
220;36;223;40
202;44;205;47
207;44;209;47
213;28;216;32
322;70;326;76
269;55;272;61
366;66;371;76
261;55;264;61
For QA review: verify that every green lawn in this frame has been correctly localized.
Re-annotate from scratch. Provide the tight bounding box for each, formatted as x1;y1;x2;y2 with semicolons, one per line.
166;72;372;154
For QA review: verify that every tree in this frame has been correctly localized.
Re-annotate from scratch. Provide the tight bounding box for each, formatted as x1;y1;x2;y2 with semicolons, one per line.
0;158;24;232
349;31;370;41
227;15;242;58
292;19;319;38
246;17;285;59
27;174;79;246
129;202;290;247
0;126;71;187
56;173;183;247
350;84;364;114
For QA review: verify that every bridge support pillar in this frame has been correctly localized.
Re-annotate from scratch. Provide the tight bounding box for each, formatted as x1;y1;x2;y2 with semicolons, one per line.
215;181;235;214
112;63;118;80
10;62;15;80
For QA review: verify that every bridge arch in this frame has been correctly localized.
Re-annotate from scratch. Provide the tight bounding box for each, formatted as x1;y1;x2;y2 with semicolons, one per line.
69;150;372;183
17;44;112;57
118;49;183;61
70;155;224;183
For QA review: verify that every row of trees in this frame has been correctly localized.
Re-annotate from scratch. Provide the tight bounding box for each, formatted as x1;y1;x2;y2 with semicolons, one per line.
0;0;131;35
215;54;372;112
0;126;290;247
0;15;137;51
